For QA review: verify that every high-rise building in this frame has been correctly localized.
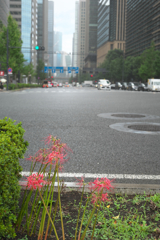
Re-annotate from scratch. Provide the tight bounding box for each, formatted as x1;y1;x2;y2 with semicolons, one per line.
21;0;32;63
77;0;86;69
72;1;79;68
48;1;54;66
54;31;62;66
10;0;38;67
126;0;160;57
97;0;126;66
31;0;38;68
0;0;9;26
9;0;21;29
37;0;48;65
84;0;98;68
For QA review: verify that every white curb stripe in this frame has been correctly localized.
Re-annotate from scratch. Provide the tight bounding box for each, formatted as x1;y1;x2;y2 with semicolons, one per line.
21;172;160;180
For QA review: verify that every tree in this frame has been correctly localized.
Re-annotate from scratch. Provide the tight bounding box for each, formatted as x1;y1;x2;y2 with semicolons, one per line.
36;60;47;82
0;15;25;75
22;63;35;83
124;56;141;82
138;41;157;81
0;19;3;31
99;49;123;81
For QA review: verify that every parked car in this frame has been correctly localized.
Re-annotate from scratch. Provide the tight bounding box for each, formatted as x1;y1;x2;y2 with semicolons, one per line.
110;84;115;89
98;79;111;90
127;82;136;91
133;82;139;91
84;83;92;87
115;82;122;90
121;82;128;90
138;83;148;91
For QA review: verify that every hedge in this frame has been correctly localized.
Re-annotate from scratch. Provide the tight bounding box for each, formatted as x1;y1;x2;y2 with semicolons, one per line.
3;83;42;90
0;117;29;239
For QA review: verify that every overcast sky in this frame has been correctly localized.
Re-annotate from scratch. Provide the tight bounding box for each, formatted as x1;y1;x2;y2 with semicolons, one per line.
52;0;76;53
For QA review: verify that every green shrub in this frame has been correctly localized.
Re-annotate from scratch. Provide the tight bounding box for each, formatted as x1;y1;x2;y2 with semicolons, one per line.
0;117;29;239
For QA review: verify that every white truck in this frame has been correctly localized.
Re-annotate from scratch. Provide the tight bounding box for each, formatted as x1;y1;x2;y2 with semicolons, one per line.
148;79;160;92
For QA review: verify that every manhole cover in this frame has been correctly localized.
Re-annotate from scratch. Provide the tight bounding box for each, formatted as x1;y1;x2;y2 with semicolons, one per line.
111;114;145;118
98;113;160;120
109;122;160;135
128;125;160;132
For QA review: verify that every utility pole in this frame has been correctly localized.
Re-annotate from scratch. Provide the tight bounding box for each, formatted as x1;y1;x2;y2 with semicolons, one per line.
6;28;9;91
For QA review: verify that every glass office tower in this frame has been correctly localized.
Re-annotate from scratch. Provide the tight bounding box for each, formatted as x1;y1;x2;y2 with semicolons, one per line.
21;0;31;63
126;0;160;56
54;31;62;66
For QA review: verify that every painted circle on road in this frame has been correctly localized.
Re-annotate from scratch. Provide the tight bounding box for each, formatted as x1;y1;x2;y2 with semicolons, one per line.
98;113;160;121
109;122;160;135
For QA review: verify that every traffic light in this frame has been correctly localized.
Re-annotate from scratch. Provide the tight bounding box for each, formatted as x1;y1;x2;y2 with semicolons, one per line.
90;75;93;77
35;46;45;51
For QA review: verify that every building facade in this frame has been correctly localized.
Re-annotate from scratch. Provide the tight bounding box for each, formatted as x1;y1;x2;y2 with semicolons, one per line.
77;0;86;69
48;1;54;66
126;0;160;57
54;31;62;67
37;0;48;65
72;1;79;68
31;0;38;68
10;0;38;67
97;0;126;66
0;0;9;26
9;0;21;29
84;0;98;68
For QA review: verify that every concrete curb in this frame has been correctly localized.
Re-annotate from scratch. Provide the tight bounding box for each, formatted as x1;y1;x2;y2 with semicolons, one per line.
19;181;160;195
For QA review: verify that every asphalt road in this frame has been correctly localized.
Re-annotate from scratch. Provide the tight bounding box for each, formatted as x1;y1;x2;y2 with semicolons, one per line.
0;87;160;185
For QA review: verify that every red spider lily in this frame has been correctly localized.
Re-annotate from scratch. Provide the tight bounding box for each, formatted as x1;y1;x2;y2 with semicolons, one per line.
75;176;85;188
43;135;53;145
26;136;73;169
46;151;64;165
91;192;108;204
89;178;114;193
27;173;47;190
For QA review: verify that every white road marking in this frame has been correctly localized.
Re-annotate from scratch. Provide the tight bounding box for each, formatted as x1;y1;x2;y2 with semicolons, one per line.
21;172;160;180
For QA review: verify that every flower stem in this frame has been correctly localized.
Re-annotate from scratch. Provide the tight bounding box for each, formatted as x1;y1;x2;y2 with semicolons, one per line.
57;167;65;240
38;188;59;240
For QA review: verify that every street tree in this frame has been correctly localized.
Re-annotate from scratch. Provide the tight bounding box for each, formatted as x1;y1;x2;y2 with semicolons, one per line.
99;49;123;81
36;60;47;82
138;41;157;81
22;63;35;83
124;56;141;82
0;15;25;75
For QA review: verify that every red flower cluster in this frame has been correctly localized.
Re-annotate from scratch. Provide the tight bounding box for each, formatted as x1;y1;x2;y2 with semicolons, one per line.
26;136;73;170
89;178;114;192
89;178;114;204
27;173;47;190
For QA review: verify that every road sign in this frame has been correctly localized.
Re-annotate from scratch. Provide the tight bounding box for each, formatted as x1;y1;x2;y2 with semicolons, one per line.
8;68;12;73
44;66;48;73
56;67;64;73
68;67;72;73
52;67;56;73
74;67;79;74
44;66;64;73
0;71;4;76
